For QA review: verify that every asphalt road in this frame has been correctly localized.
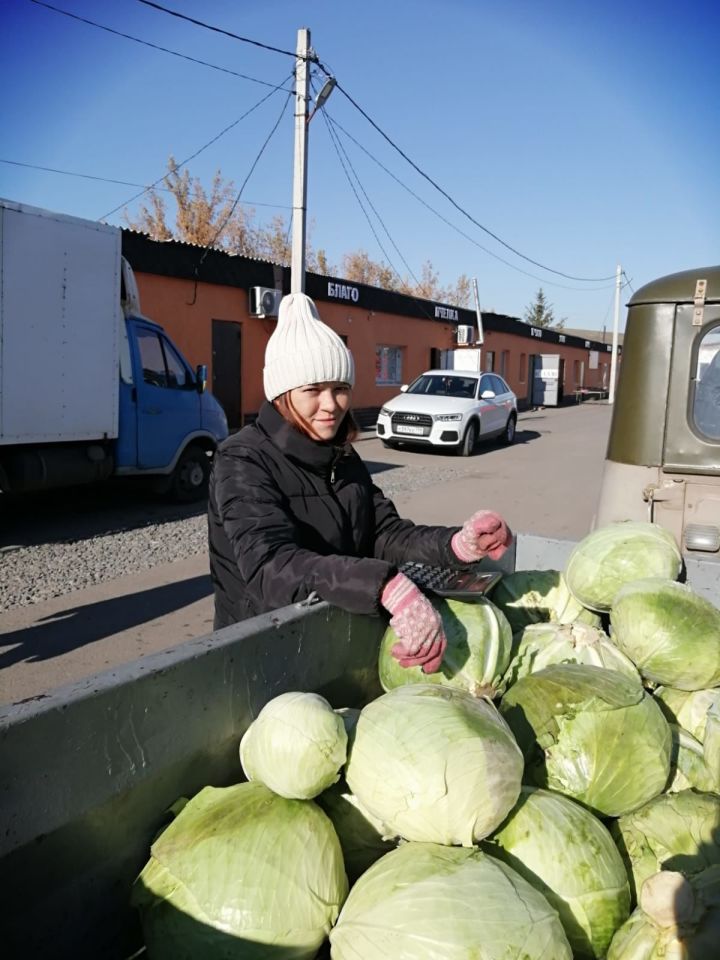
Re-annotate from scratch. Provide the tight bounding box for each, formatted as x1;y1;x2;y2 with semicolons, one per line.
1;400;613;704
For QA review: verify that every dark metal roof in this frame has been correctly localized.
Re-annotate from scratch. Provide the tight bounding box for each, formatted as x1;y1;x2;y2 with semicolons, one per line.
121;230;616;353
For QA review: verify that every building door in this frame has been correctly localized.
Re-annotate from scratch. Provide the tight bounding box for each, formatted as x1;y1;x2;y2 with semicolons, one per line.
212;320;242;431
531;354;562;406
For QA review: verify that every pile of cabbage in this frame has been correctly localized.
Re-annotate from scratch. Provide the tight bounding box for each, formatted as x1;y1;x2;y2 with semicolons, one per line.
132;520;720;959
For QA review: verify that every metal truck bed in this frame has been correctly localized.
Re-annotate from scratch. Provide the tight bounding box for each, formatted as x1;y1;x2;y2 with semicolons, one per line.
0;534;717;959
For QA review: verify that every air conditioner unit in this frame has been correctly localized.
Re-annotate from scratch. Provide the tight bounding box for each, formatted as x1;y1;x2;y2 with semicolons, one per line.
249;286;283;318
456;324;475;345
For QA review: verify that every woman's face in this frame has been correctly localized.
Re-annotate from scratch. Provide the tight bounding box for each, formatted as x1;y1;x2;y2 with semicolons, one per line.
289;382;352;440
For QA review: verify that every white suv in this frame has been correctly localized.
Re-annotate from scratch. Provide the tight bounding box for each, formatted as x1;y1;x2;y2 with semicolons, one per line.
376;370;518;456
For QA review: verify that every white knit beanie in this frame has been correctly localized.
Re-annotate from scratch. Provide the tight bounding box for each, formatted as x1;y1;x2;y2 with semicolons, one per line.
263;293;355;400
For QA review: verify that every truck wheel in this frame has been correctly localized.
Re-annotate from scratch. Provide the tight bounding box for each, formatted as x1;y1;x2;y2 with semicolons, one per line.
457;422;478;457
170;447;210;502
502;413;517;445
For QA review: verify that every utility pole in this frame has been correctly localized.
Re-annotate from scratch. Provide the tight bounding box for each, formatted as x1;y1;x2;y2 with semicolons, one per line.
291;28;311;294
471;277;485;345
608;263;622;404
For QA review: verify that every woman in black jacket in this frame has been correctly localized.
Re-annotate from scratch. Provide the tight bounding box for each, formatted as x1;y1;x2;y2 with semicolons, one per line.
208;293;512;673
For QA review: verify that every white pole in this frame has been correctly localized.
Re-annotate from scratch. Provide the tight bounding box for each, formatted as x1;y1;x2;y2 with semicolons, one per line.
291;28;311;294
471;277;485;344
608;263;622;404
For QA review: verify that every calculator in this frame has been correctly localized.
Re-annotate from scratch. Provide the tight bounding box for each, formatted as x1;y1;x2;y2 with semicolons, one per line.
399;562;503;600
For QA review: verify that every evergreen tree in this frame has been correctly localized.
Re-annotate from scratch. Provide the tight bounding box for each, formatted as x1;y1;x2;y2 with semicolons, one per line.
524;288;559;327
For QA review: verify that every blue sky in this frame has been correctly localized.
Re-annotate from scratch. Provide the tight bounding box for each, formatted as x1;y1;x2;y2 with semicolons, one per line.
2;0;718;329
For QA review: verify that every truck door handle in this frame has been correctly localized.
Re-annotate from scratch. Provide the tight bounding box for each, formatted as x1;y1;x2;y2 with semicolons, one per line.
143;406;162;415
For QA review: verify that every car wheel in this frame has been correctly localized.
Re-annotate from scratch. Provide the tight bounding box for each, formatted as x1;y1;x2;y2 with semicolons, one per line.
457;421;478;457
502;413;517;445
170;446;211;502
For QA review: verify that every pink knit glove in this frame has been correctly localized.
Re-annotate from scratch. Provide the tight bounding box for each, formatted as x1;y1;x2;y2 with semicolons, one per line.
380;572;446;674
451;510;513;562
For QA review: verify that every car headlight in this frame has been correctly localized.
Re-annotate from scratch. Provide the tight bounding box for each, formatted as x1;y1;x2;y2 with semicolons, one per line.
379;407;393;418
434;413;463;422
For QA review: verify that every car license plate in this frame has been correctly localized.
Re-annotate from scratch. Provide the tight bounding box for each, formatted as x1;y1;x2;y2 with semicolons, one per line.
396;424;425;435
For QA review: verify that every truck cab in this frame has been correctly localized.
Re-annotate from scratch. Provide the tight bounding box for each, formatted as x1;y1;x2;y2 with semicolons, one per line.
596;265;720;565
116;261;228;500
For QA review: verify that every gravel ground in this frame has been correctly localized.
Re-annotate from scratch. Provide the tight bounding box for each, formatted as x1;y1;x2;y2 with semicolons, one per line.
0;443;469;612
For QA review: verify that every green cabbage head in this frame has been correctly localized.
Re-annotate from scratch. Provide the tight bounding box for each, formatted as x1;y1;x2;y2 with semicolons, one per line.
655;685;720;742
500;663;671;816
611;579;720;690
316;781;396;882
491;569;602;633
607;868;720;959
330;841;572;960
239;691;347;799
667;725;717;794
564;521;682;612
503;621;640;690
379;597;512;698
132;781;348;959
704;700;720;792
345;684;523;845
611;789;720;901
484;786;630;959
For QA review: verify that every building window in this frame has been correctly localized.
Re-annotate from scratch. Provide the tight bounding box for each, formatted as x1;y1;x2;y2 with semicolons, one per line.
484;350;495;372
693;326;720;439
376;345;403;385
519;352;527;382
500;350;509;377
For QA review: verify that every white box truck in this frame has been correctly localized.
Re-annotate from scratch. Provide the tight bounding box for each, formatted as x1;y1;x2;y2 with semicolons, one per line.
0;198;228;499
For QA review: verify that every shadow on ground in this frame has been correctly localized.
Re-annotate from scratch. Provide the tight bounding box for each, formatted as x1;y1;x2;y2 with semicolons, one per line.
0;574;212;671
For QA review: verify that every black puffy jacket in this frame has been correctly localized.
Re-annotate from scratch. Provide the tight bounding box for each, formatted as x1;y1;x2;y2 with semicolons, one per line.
208;402;460;628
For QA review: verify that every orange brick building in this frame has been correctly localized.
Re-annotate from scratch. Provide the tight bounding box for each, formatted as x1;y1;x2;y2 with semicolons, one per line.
122;231;617;430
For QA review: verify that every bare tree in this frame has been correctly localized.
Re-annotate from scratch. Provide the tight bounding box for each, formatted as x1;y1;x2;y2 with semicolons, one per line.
124;158;471;305
125;157;253;250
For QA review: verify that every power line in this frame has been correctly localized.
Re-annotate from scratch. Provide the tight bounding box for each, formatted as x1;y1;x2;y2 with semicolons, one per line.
327;113;615;293
58;0;615;286
321;110;404;289
316;85;441;318
198;87;293;266
319;69;616;284
622;271;635;294
1;158;172;190
320;107;421;290
99;74;293;220
0;158;291;210
28;0;293;91
135;0;304;60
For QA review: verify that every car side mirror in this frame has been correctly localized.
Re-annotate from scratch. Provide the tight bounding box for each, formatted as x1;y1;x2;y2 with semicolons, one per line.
195;363;207;394
480;389;496;399
400;384;408;393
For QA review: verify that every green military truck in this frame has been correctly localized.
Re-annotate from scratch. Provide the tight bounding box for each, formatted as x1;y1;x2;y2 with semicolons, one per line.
597;265;720;558
1;266;718;958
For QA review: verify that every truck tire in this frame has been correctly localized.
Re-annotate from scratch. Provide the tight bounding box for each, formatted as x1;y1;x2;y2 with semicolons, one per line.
457;421;478;457
170;446;211;502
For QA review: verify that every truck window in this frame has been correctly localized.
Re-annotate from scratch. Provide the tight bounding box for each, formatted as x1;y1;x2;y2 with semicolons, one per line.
136;330;191;390
137;330;168;388
162;338;190;389
693;327;720;440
